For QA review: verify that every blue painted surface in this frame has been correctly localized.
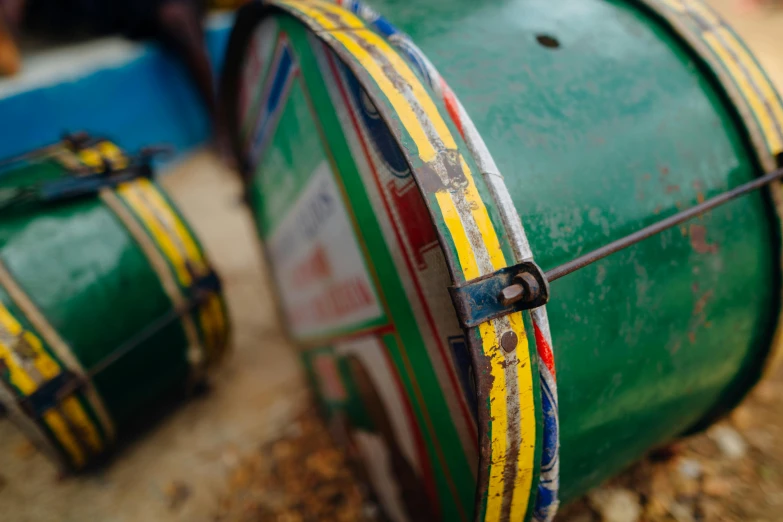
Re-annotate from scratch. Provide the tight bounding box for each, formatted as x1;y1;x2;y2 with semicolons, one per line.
0;16;233;161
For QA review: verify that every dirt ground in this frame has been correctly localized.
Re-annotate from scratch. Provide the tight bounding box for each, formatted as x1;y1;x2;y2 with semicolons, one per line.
216;366;783;522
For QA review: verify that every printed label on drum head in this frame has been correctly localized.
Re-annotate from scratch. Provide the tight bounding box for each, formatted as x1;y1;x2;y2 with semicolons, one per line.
268;161;383;340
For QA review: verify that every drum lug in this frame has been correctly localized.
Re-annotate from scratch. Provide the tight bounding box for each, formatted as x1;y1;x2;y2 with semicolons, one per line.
449;260;550;328
17;370;86;419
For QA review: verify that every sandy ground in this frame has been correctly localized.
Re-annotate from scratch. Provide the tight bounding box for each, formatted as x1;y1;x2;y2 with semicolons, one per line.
0;154;307;522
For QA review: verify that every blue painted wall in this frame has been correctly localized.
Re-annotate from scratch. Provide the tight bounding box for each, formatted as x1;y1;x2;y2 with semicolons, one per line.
0;16;233;161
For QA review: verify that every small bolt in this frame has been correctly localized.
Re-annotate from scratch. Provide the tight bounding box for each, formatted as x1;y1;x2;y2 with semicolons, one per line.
515;273;541;302
499;283;525;306
500;331;518;353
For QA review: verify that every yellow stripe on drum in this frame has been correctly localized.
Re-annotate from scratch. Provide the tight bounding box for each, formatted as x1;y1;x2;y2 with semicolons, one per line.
314;1;458;143
482;319;509;522
0;260;115;442
680;0;721;26
136;182;207;272
118;182;195;286
507;312;536;521
715;27;783;151
101;188;206;371
282;1;437;161
436;191;481;280
127;180;226;361
280;1;505;277
702;30;783;154
0;304;90;466
96;141;129;170
41;410;85;467
460;157;506;272
658;0;686;12
78;148;103;170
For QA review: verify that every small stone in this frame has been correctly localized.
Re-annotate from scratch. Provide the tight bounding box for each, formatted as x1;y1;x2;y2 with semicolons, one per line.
697;498;724;522
702;476;732;498
669;501;695;522
708;425;748;459
678;458;702;480
14;440;36;459
230;465;252;489
163;480;192;510
759;463;778;482
588;487;641;522
729;405;754;431
753;379;777;403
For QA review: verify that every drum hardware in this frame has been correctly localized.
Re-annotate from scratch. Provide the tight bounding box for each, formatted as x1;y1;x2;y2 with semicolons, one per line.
449;260;549;328
544;166;783;282
451;167;783;328
17;370;86;420
500;331;519;353
0;144;176;212
10;271;221;421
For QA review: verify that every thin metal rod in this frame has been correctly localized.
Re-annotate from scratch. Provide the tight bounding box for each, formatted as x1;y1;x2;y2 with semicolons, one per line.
545;167;783;282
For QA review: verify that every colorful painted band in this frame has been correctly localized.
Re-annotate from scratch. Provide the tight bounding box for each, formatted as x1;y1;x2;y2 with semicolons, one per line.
268;1;541;520
329;2;560;519
0;289;107;469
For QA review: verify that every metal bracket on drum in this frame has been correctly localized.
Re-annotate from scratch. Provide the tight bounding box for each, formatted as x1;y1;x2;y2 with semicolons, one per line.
451;166;783;329
17;370;86;419
449;260;550;328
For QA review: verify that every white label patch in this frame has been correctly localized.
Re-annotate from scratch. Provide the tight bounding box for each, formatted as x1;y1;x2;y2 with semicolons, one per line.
268;161;382;339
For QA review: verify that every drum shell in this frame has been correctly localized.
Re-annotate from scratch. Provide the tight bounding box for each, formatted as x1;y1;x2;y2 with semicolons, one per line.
222;0;783;517
0;146;229;469
369;0;782;501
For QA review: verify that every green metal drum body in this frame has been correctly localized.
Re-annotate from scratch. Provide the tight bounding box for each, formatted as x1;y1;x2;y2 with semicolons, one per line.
222;0;783;520
376;0;782;500
0;140;229;470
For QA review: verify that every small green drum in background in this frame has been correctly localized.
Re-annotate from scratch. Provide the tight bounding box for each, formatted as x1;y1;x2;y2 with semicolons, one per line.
222;1;783;521
0;135;229;470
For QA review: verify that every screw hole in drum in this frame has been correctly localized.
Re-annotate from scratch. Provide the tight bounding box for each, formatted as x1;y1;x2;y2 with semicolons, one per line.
536;34;560;49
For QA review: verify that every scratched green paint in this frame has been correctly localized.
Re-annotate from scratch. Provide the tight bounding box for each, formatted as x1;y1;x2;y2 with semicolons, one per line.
363;0;780;502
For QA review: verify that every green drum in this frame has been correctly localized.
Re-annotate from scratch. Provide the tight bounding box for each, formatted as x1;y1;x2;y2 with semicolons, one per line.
221;0;783;520
0;136;229;470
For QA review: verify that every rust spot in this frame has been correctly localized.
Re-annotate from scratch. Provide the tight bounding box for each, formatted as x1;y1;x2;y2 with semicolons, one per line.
693;290;714;315
643;173;652;181
689;224;719;254
660;165;670;176
654;205;662;215
694;180;705;204
665;185;680;194
688;331;697;344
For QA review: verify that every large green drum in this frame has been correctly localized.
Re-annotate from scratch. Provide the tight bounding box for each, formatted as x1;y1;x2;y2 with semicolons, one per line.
221;0;783;520
0;137;229;470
